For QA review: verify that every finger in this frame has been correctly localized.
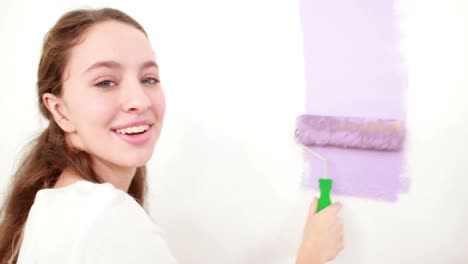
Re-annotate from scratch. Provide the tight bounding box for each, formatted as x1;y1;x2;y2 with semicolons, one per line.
329;202;343;214
319;202;342;217
330;216;343;226
331;220;343;233
337;218;343;230
331;202;343;213
332;234;344;245
338;239;345;251
309;197;318;214
329;224;344;238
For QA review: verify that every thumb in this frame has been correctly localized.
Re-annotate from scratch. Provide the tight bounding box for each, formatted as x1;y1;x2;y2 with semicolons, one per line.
309;197;318;214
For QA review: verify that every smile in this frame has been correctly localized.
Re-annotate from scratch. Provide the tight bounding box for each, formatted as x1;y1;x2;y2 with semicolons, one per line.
112;124;153;145
116;125;150;135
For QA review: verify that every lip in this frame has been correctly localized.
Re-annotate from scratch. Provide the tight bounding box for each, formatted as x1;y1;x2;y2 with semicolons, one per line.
112;120;154;130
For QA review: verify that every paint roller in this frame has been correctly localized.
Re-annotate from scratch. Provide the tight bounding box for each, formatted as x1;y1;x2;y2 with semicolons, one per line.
295;114;406;211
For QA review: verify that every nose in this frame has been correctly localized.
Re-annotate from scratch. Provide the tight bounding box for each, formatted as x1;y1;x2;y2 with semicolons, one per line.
121;79;151;113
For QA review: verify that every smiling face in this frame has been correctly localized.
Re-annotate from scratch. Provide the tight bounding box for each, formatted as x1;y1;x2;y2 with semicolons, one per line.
44;20;165;171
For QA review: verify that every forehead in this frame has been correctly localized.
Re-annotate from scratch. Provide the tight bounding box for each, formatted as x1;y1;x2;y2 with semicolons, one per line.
67;20;155;73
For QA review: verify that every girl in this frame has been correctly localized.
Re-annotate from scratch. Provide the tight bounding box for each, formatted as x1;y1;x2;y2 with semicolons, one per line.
0;8;343;264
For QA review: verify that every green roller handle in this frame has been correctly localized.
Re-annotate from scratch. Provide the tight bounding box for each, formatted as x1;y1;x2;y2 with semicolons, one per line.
317;179;333;212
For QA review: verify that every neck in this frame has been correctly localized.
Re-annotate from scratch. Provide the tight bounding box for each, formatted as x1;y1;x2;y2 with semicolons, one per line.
92;158;136;192
55;162;136;193
61;135;136;192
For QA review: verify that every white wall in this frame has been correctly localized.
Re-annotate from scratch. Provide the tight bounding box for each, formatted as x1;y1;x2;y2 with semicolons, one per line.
1;0;467;263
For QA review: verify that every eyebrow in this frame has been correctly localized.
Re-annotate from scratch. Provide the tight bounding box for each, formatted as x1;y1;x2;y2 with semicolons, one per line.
83;60;159;74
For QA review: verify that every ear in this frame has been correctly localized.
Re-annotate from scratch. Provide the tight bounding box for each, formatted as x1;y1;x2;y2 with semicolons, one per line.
42;93;75;132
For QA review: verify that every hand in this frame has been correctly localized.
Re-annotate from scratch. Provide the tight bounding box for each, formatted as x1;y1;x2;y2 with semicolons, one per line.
296;198;344;264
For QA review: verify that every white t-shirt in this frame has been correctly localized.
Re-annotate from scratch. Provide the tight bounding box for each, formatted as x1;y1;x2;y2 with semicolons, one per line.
17;180;176;264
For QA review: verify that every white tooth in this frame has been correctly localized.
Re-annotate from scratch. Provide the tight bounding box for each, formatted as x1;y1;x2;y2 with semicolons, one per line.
116;125;150;135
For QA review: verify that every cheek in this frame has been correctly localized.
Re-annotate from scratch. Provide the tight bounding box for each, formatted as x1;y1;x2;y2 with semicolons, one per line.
151;90;166;119
68;90;118;130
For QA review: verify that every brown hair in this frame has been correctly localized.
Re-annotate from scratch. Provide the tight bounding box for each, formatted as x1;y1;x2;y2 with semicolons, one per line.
0;8;149;263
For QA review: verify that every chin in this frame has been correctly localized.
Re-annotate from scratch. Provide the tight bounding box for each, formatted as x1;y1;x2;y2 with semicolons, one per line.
119;156;151;168
120;152;153;168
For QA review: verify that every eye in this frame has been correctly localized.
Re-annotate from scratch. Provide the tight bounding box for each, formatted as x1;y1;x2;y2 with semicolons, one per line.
96;80;116;88
142;77;160;85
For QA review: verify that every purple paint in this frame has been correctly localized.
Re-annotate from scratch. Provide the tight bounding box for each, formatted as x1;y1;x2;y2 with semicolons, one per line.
299;0;409;201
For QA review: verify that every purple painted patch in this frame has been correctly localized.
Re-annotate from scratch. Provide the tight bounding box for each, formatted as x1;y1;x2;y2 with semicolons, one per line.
299;0;409;201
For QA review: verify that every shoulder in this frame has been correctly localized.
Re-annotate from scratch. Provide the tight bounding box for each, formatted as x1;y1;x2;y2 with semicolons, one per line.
25;181;125;234
23;181;176;263
35;180;121;208
33;180;164;237
63;182;176;263
24;181;142;246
